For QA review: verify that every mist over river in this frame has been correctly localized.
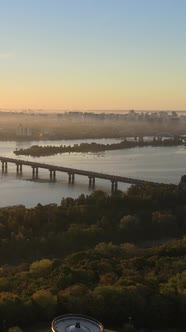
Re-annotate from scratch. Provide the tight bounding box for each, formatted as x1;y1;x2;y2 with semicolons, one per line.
0;138;185;207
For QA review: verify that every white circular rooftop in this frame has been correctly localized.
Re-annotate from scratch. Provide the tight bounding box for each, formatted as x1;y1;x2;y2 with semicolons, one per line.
51;314;104;332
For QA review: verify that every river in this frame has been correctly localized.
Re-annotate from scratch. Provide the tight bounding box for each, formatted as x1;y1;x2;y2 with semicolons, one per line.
0;139;185;207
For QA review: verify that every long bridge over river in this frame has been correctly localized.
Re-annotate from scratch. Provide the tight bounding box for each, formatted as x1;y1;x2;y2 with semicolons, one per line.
0;156;160;192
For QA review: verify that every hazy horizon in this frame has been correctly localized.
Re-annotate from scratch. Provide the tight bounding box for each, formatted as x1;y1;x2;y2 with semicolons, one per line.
0;109;186;114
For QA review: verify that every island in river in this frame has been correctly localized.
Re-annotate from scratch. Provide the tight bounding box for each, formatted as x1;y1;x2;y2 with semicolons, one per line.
14;137;184;157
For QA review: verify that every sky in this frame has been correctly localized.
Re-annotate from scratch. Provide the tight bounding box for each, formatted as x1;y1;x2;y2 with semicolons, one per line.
0;0;186;111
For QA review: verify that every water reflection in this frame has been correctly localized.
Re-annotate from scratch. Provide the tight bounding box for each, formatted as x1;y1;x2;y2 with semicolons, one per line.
0;139;184;207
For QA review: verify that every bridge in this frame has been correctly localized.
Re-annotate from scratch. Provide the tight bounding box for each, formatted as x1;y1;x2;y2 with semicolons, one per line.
0;156;160;192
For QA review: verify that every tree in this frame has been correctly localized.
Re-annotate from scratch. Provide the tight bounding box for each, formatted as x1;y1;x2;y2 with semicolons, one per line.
29;259;53;276
0;292;24;324
58;285;93;315
32;289;57;319
8;327;23;332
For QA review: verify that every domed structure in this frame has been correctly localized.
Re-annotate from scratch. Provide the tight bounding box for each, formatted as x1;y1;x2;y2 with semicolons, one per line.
51;314;104;332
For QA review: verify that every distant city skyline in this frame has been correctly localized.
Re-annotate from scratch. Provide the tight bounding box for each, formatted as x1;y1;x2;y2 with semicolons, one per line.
0;0;186;111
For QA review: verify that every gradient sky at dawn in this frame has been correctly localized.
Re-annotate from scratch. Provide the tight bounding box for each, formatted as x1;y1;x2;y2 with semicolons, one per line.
0;0;186;111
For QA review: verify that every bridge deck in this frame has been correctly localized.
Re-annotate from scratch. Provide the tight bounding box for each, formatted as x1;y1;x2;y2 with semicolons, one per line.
0;156;160;185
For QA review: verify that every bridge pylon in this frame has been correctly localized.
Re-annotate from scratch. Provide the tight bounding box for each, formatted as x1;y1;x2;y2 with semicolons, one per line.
68;173;75;184
16;163;22;175
89;176;95;189
111;180;118;193
49;169;56;181
1;161;8;174
32;167;38;179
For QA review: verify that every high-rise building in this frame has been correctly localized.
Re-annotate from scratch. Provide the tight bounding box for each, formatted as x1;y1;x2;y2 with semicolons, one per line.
16;123;32;137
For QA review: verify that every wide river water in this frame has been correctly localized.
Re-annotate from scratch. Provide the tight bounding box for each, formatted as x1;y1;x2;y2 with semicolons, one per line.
0;138;185;207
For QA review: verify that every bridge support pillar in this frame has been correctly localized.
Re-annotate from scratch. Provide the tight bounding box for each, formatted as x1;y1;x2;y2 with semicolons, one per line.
111;181;118;193
89;177;95;189
89;177;91;186
32;167;38;179
35;167;38;179
68;173;74;184
49;170;56;181
16;164;22;175
32;167;39;179
1;161;4;173
4;162;7;173
32;167;35;179
20;164;22;174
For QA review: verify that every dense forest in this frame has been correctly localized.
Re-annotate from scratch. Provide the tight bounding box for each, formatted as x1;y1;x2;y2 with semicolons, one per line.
14;137;183;157
0;184;186;330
